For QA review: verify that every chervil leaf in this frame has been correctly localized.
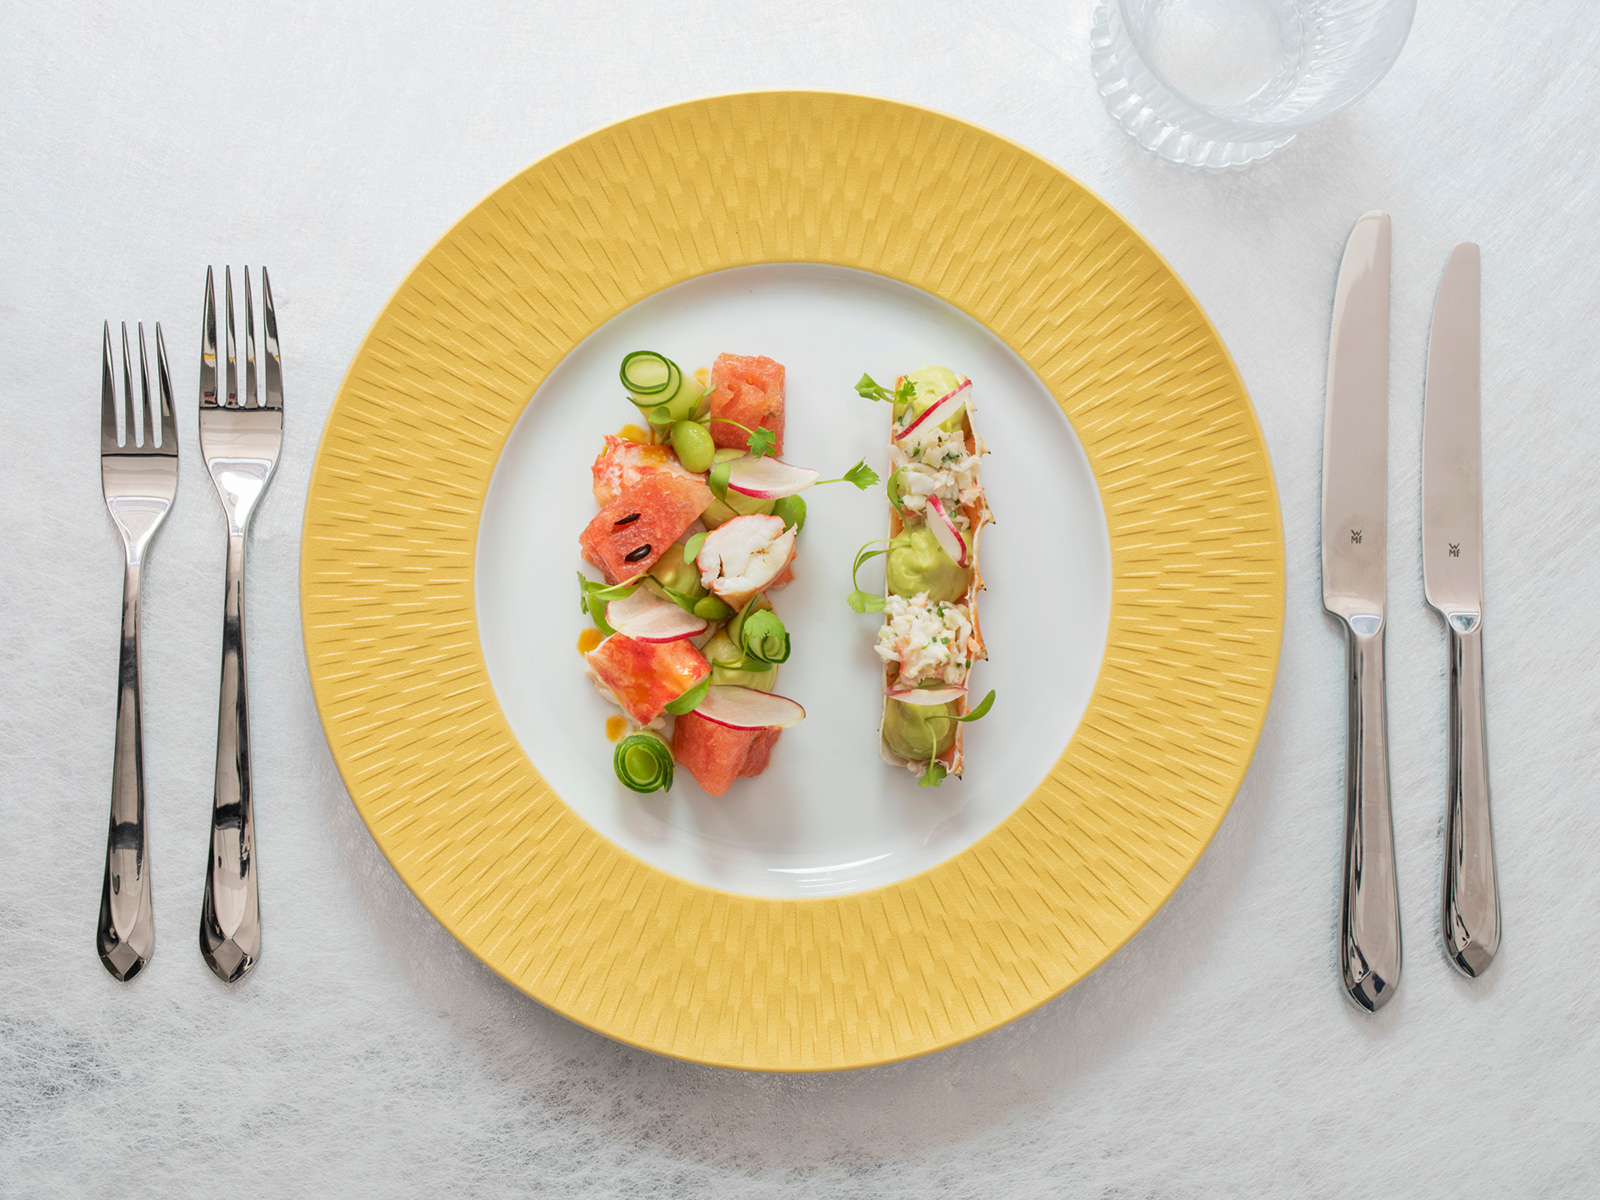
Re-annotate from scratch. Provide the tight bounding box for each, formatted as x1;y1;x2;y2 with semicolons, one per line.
895;378;916;404
917;759;948;788
747;426;776;459
841;459;878;490
847;588;886;615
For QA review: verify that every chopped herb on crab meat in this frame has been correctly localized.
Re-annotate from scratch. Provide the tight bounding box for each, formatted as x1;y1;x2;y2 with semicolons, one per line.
873;593;977;687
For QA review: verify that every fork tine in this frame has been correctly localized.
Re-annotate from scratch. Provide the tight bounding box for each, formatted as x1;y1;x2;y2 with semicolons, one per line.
156;322;176;449
224;265;238;408
244;266;258;409
101;322;119;451
201;266;218;409
120;323;138;447
137;323;156;449
261;266;282;411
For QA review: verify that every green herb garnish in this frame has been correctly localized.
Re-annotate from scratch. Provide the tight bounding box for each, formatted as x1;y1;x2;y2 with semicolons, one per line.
682;531;708;564
708;460;731;501
918;759;948;788
855;374;917;405
613;731;674;793
813;459;880;490
845;539;891;614
663;674;711;716
577;572;641;635
738;609;791;665
708;417;776;459
914;690;996;788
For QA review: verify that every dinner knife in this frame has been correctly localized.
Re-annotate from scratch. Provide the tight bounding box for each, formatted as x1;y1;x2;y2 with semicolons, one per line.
1323;211;1401;1012
1424;242;1500;978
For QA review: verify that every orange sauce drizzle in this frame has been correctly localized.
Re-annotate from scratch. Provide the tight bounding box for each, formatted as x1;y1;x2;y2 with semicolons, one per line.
604;715;627;743
576;627;603;654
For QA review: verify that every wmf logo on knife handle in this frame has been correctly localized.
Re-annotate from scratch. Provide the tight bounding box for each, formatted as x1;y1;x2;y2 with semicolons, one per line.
1350;529;1363;544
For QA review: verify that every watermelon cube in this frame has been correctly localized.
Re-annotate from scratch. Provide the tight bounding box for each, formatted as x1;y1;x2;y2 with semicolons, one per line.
671;710;781;796
579;472;711;583
709;353;785;455
586;634;710;726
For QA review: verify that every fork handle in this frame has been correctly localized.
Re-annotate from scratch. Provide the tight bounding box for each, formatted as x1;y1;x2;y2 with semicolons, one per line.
1340;616;1402;1011
98;558;154;981
1443;618;1500;976
200;529;260;982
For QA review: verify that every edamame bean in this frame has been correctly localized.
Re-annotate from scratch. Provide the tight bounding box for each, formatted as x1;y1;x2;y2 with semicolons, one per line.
671;419;716;473
693;594;734;621
772;493;806;533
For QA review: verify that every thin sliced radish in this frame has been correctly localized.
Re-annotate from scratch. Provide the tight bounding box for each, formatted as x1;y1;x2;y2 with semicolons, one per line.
694;685;806;730
886;684;967;706
724;456;819;499
606;587;708;643
924;495;970;568
895;378;971;442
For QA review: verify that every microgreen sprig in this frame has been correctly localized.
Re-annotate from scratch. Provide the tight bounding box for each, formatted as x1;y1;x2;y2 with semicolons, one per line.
709;417;776;459
664;674;711;716
845;539;891;614
577;571;643;635
916;690;997;788
813;459;880;490
855;374;917;405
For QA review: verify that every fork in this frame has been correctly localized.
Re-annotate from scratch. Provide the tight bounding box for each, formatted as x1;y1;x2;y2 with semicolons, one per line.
98;321;177;981
197;266;281;983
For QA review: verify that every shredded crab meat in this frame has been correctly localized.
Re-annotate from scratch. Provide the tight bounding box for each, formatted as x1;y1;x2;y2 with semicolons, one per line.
874;593;976;687
696;514;795;602
889;425;983;525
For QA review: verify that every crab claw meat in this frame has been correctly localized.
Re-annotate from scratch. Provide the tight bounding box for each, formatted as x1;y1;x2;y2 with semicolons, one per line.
695;514;796;605
724;455;819;499
605;586;708;643
925;494;970;568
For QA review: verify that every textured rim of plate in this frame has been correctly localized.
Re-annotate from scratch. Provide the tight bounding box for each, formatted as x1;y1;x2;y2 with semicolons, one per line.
301;91;1285;1072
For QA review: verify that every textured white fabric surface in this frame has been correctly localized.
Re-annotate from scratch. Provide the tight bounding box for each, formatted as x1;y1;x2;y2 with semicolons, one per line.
3;2;1598;1196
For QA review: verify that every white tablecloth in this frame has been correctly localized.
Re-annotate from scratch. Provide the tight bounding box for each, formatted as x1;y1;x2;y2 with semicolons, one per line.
4;3;1597;1195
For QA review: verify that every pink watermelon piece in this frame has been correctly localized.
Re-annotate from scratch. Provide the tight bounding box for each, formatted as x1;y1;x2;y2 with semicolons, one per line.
672;710;781;796
579;472;711;584
709;353;785;455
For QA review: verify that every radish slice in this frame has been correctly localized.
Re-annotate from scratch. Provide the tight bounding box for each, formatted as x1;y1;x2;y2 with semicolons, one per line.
694;685;806;730
606;587;708;643
924;495;970;568
886;684;967;706
895;378;971;442
724;456;819;499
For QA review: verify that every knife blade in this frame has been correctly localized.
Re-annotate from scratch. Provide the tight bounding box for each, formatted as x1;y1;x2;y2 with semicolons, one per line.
1423;241;1500;977
1322;211;1401;1012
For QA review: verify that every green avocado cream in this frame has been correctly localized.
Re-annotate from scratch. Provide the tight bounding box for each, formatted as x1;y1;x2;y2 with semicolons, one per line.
883;696;957;761
886;525;972;602
895;365;964;432
648;543;705;599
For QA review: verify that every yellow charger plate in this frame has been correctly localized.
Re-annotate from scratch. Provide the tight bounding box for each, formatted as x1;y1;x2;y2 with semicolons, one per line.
302;91;1284;1071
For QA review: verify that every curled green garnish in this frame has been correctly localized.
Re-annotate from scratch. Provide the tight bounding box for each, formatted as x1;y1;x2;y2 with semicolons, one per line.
885;468;905;518
738;609;791;666
620;351;676;396
855;374;917;405
614;731;674;793
845;539;891;614
814;459;880;490
916;690;996;788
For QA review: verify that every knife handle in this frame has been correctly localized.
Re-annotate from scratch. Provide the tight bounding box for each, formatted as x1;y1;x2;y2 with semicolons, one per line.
1443;616;1499;976
1340;615;1402;1011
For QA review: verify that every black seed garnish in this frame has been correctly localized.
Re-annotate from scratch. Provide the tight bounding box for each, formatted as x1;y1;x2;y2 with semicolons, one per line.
613;513;642;527
624;544;652;563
